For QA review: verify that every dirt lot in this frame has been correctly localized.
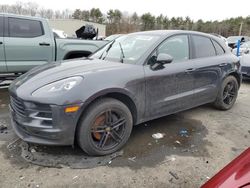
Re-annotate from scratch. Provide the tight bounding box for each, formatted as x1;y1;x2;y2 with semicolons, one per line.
0;81;249;188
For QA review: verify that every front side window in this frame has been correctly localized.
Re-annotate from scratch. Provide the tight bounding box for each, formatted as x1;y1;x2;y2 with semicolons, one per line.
192;35;216;58
157;35;189;63
0;16;3;37
8;18;44;38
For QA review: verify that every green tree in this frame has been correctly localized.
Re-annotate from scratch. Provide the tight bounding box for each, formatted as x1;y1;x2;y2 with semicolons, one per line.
107;9;115;24
141;13;155;31
113;9;122;23
90;8;103;23
162;16;170;29
131;12;139;24
81;10;90;21
72;9;81;19
106;9;123;34
156;14;164;29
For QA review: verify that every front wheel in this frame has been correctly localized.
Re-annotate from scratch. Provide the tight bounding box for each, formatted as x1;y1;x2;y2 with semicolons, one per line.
77;98;133;156
214;76;239;110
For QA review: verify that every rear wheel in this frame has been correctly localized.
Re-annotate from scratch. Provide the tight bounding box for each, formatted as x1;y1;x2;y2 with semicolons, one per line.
77;98;133;156
214;76;239;110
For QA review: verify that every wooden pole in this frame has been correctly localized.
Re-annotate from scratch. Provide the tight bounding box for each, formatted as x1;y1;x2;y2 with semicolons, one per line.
239;22;243;36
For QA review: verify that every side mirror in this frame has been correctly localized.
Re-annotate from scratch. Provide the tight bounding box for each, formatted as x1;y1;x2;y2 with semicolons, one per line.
156;53;173;64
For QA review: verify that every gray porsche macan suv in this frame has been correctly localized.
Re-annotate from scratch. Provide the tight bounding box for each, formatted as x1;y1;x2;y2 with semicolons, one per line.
9;30;241;155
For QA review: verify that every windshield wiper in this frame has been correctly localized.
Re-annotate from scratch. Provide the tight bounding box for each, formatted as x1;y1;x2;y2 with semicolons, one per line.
119;42;125;63
99;40;116;60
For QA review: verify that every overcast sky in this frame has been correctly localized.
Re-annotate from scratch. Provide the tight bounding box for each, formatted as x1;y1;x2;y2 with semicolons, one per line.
1;0;250;21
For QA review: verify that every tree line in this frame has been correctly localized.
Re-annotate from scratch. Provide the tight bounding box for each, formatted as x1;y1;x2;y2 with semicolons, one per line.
1;2;250;37
72;9;250;37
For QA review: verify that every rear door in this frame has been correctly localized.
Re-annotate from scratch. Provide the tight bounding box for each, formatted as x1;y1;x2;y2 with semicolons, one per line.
190;35;224;105
0;16;7;72
4;16;54;73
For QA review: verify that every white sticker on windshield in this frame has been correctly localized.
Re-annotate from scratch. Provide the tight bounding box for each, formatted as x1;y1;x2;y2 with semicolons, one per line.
135;36;154;41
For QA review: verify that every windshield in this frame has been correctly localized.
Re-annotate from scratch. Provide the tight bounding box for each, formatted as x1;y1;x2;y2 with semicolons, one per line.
91;34;160;64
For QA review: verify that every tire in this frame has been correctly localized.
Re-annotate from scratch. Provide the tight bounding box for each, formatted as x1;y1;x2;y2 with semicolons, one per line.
214;76;239;110
77;98;133;156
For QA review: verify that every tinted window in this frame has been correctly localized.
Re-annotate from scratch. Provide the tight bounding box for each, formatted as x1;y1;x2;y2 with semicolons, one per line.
0;16;3;37
212;40;225;55
192;35;216;58
157;35;189;62
8;18;43;38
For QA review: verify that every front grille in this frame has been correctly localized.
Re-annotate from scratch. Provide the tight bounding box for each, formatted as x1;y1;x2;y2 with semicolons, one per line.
10;95;53;127
10;96;27;117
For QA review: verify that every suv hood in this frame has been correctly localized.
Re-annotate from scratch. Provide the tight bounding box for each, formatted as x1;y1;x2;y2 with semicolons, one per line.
9;58;133;93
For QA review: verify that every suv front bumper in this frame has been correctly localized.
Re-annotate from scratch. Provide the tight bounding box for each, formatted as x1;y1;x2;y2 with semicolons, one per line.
9;95;83;146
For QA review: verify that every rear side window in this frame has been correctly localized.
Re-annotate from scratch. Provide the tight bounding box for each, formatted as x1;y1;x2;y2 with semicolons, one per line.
8;18;44;38
0;16;3;37
212;40;225;55
192;35;216;58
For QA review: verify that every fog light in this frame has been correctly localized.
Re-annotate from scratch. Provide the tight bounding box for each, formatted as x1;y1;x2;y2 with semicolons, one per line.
65;106;80;113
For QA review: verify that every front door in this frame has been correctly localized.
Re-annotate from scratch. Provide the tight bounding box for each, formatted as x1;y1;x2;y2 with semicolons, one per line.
4;16;54;73
144;34;196;120
0;16;7;73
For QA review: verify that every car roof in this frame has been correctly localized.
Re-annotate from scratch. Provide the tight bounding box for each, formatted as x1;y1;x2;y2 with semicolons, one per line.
127;30;229;53
129;30;216;38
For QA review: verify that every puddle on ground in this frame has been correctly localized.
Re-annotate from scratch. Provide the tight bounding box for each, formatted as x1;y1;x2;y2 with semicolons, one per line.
110;114;210;169
0;88;211;169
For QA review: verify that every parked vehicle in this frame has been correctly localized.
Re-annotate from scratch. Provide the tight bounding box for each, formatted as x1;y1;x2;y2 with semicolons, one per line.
227;36;250;49
231;41;250;78
202;147;250;188
9;30;241;156
232;41;250;56
0;13;108;74
240;54;250;78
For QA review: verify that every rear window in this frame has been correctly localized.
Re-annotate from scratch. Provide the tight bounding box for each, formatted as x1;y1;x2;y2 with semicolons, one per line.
0;16;3;37
212;40;225;55
8;18;44;38
192;35;216;58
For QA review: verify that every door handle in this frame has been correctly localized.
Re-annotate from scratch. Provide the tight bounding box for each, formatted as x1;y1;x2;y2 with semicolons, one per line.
39;42;50;46
219;63;227;67
0;41;3;45
185;68;196;73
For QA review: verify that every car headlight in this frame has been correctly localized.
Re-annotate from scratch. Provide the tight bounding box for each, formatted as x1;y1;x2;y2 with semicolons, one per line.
32;76;83;96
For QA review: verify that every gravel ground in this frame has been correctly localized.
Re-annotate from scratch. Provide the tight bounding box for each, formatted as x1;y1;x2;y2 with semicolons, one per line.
0;81;249;188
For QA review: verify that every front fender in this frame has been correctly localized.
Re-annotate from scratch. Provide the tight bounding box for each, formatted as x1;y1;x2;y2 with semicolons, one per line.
83;87;138;106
